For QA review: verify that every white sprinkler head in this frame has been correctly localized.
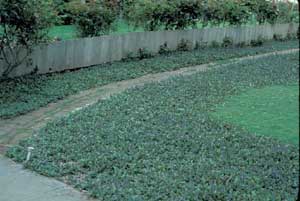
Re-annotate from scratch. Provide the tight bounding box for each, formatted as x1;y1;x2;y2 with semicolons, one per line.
28;147;34;151
26;147;35;162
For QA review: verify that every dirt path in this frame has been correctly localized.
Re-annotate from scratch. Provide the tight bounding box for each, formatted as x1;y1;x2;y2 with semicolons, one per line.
0;49;298;150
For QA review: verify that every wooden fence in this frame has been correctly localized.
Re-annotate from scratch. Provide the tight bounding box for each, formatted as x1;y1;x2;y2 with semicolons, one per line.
0;23;298;77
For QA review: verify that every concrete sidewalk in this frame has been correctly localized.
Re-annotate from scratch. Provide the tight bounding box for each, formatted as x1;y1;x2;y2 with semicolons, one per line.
0;155;91;201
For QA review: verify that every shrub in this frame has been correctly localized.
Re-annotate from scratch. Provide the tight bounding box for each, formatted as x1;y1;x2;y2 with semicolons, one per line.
250;36;265;47
286;32;297;40
195;40;207;50
228;2;251;25
168;0;203;30
222;36;234;47
66;0;117;37
277;2;299;23
126;0;203;31
201;0;223;26
125;0;293;29
177;39;193;51
125;0;170;31
158;42;171;54
211;40;220;48
236;41;247;48
219;0;251;25
122;0;137;19
137;48;154;59
63;0;86;24
0;0;56;78
122;48;154;61
242;0;278;24
122;51;136;61
273;34;286;42
202;0;251;26
50;0;69;25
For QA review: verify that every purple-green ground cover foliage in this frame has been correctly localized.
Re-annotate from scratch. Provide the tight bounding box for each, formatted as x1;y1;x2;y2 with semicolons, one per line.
0;40;298;119
7;52;299;200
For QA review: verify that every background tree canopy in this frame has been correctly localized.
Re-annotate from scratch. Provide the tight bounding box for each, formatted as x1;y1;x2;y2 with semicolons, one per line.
0;0;56;78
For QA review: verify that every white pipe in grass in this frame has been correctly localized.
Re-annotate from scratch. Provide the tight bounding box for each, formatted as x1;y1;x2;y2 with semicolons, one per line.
25;147;34;163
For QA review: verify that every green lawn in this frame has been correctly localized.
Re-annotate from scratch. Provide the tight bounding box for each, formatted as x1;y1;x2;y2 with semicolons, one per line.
0;40;298;119
39;19;258;40
111;19;144;34
47;20;142;40
48;25;78;40
7;52;299;200
47;20;144;40
0;20;142;41
213;84;299;144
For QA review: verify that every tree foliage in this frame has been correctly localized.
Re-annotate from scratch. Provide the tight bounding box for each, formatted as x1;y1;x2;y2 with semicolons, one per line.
124;0;294;31
0;0;55;78
276;1;299;23
125;0;203;31
241;0;279;24
65;0;117;37
202;0;251;25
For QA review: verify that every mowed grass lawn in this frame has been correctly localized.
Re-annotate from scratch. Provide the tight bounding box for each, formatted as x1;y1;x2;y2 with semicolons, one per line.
0;20;140;41
0;21;140;41
48;21;142;40
8;52;299;200
48;25;78;40
213;84;299;145
45;20;235;40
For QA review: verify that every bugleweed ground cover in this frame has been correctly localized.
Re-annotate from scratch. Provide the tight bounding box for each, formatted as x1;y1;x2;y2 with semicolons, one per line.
213;84;299;145
0;40;298;119
7;52;299;200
